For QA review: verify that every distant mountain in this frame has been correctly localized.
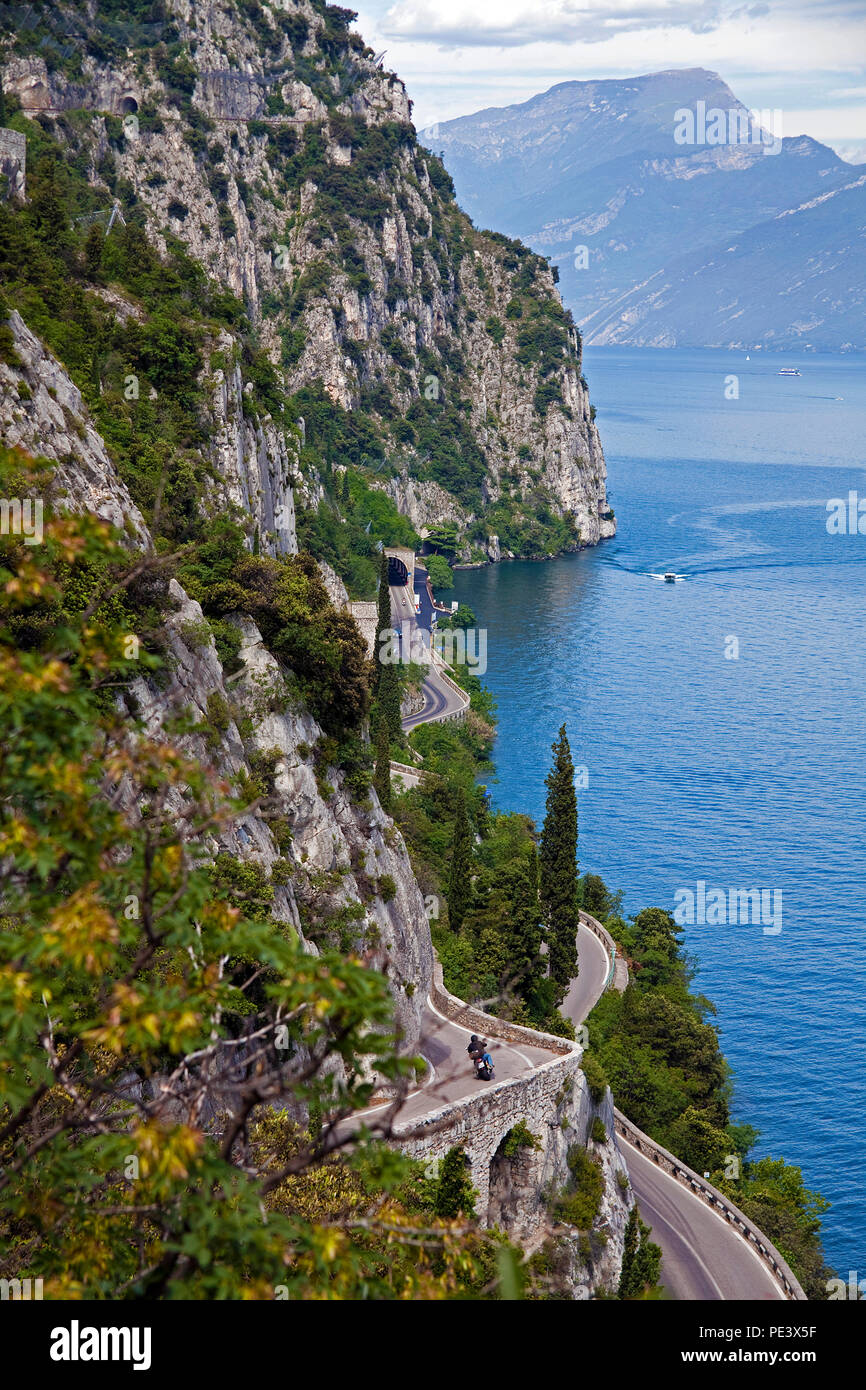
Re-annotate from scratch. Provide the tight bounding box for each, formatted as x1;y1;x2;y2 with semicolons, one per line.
422;70;866;350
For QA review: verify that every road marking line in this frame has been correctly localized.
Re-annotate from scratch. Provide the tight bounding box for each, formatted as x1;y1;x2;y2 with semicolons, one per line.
511;1047;535;1067
425;996;538;1072
580;920;610;977
619;1134;785;1300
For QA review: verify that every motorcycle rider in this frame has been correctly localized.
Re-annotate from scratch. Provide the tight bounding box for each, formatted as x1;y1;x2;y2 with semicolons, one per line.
467;1034;493;1076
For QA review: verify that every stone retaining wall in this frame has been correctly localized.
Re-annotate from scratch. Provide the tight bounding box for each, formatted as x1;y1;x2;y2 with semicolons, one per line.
393;964;586;1226
429;960;576;1055
395;1047;586;1227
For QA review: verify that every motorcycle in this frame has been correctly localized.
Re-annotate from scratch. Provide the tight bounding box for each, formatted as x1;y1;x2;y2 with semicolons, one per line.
473;1052;494;1082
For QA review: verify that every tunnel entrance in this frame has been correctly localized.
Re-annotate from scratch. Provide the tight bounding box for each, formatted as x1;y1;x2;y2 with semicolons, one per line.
387;554;409;585
119;96;139;114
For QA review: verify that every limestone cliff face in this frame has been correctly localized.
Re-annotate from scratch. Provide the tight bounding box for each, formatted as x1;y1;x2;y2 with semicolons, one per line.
0;307;433;1052
1;232;627;1299
0;1;624;1279
1;0;614;559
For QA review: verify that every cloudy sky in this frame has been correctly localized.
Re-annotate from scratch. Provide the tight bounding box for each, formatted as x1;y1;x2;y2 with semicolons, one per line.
353;0;866;160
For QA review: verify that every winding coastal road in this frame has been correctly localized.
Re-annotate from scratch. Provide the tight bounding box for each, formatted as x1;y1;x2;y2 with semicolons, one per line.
566;923;786;1301
384;569;790;1299
391;578;470;730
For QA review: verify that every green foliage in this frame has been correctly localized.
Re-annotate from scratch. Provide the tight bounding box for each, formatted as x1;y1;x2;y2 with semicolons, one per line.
373;712;391;813
582;872;624;922
503;1122;541;1158
539;725;579;999
590;1117;607;1144
0;456;465;1299
580;1052;609;1104
424;554;454;591
406;395;487;507
377;662;402;743
618;1205;662;1299
296;486;416;600
485;315;505;345
668;1106;729;1173
467;488;578;560
375;547;391;681
551;1145;603;1230
209;852;274;923
201;549;370;733
438;602;475;631
716;1158;833;1300
202;689;231;749
425;523;459;556
0;118;248;548
434;1147;476;1219
446;787;473;933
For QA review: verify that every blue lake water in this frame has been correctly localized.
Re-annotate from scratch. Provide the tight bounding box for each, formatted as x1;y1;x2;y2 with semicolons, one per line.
454;346;866;1276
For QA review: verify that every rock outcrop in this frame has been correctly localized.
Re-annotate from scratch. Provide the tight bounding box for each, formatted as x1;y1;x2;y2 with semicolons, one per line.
1;0;614;559
0;1;624;1292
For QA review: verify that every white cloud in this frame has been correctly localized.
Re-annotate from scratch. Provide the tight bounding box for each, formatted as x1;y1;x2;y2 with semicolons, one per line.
781;107;866;141
831;140;866;164
356;0;866;135
378;0;729;47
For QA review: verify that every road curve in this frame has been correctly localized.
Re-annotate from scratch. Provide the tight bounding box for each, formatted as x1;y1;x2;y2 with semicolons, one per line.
390;581;469;730
351;999;557;1137
567;923;787;1300
383;579;790;1300
564;920;609;1026
617;1136;783;1300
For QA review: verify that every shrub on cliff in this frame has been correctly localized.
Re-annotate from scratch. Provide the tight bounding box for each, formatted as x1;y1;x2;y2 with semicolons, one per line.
551;1145;604;1230
434;1147;477;1219
580;1051;609;1104
0;451;510;1298
200;549;370;733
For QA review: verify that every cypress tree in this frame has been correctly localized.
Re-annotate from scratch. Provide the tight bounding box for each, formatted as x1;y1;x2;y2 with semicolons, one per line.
372;708;391;813
378;660;402;741
374;550;402;736
506;844;545;1007
618;1205;661;1299
539;724;579;999
376;549;391;664
446;787;473;933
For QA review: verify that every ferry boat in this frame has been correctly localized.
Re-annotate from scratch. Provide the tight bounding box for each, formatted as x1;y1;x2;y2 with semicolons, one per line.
777;367;801;376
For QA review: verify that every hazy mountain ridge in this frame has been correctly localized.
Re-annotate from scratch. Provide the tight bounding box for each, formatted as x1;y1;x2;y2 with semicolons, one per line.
424;69;865;351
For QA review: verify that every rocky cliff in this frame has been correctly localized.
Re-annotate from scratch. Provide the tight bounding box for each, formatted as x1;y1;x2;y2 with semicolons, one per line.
0;0;613;561
1;291;627;1296
0;0;623;1296
0;305;433;1050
